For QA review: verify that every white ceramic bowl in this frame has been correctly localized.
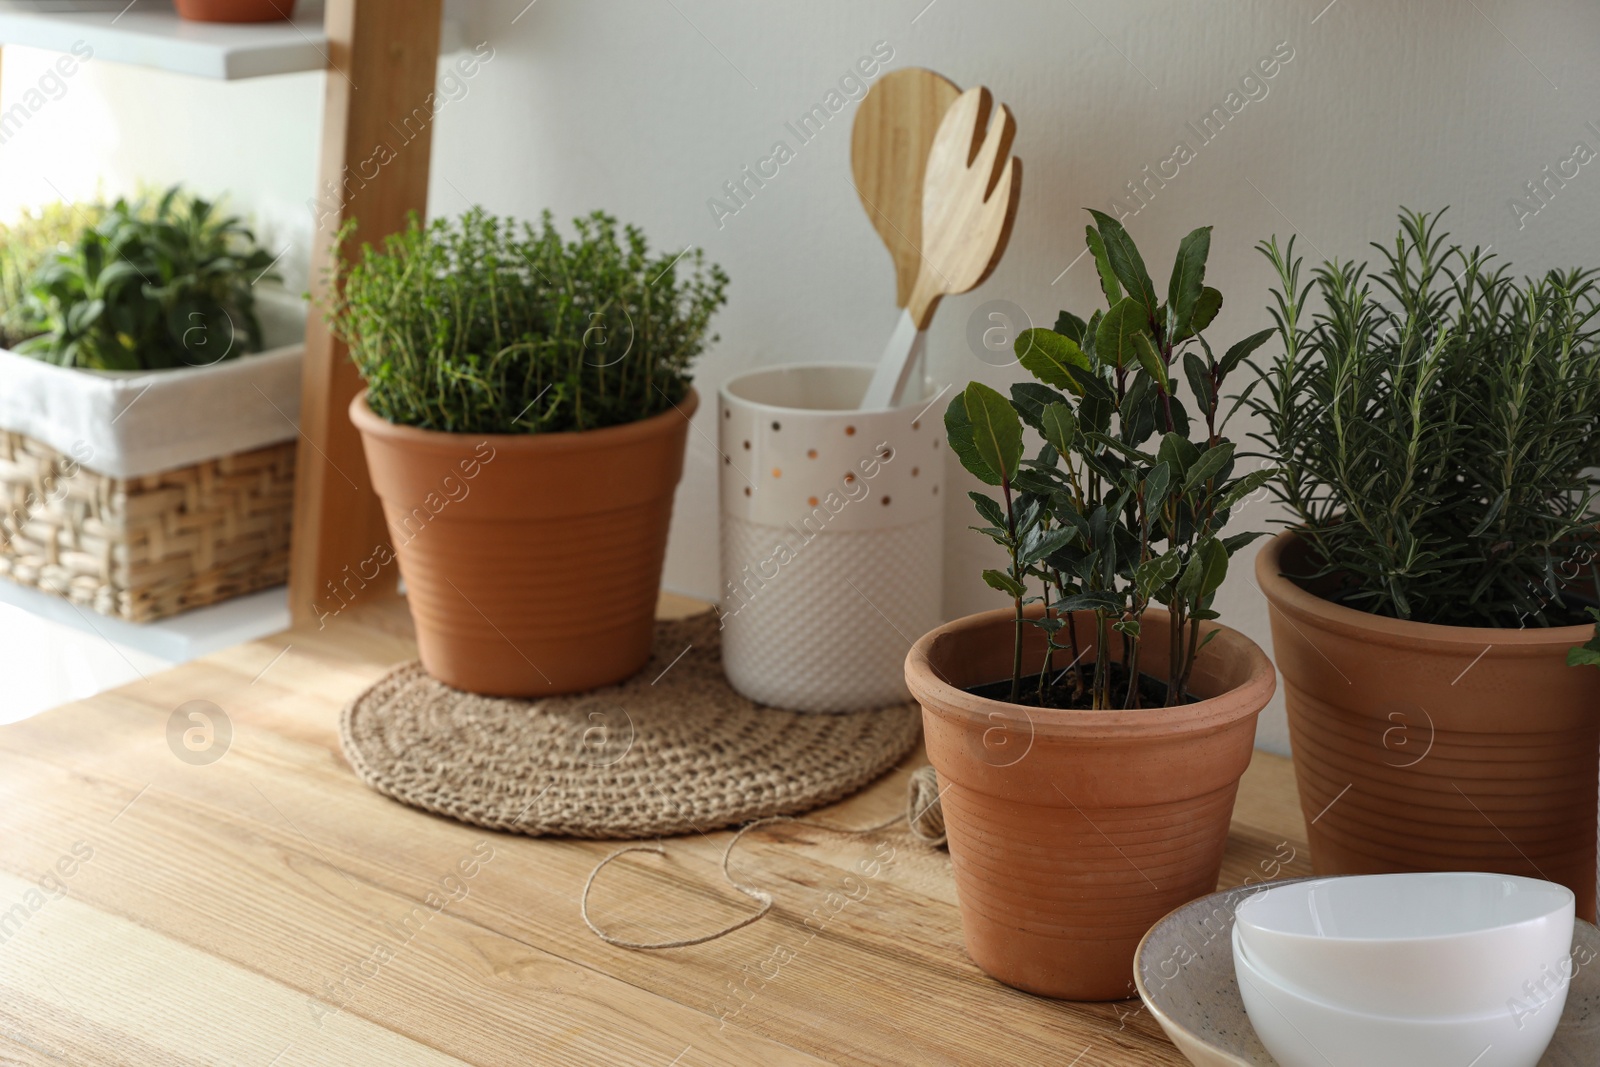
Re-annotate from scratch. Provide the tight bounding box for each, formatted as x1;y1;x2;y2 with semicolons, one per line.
1234;872;1575;1017
1233;924;1564;1067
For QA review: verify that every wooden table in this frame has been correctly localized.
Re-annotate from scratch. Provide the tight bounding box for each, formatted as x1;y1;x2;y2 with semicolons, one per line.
0;591;1310;1066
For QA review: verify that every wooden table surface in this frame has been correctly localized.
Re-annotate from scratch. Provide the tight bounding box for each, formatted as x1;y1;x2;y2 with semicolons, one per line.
0;591;1310;1067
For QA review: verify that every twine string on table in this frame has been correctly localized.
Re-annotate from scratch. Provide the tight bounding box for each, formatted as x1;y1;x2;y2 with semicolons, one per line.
581;765;947;950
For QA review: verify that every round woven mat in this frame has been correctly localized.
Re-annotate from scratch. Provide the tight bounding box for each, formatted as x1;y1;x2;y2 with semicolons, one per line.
339;612;923;839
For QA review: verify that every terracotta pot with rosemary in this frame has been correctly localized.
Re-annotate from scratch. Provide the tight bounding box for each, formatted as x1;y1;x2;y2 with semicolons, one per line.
1246;210;1600;918
906;211;1276;1000
331;208;728;696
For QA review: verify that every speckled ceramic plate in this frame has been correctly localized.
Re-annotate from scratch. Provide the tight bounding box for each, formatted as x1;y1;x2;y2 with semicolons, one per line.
1134;878;1600;1066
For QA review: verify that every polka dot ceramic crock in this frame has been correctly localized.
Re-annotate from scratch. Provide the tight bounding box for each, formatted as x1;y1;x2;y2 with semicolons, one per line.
718;363;943;712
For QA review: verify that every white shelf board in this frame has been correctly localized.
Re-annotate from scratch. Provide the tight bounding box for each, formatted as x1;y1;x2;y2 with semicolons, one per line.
0;6;465;80
0;579;289;663
0;9;329;80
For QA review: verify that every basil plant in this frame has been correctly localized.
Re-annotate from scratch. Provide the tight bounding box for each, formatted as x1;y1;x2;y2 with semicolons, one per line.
947;211;1274;710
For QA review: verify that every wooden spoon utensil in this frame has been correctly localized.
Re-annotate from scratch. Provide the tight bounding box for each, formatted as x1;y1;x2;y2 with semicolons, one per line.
859;84;1021;410
850;67;963;310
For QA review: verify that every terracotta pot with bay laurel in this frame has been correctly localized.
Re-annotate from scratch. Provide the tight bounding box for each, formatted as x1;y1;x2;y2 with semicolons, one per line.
920;212;1281;998
908;606;1274;999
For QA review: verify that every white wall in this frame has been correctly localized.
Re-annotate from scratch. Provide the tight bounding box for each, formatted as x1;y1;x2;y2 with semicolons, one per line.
7;0;1600;750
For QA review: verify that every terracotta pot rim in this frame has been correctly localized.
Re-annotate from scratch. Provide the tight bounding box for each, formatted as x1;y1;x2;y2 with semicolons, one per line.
349;387;699;452
906;605;1276;740
1257;530;1594;648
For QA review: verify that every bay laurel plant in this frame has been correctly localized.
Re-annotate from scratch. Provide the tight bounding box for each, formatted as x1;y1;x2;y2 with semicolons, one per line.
328;208;728;435
1247;209;1600;629
947;211;1275;710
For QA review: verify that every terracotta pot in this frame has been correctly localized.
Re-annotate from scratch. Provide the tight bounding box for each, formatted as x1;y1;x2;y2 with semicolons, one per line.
907;606;1275;1000
1257;531;1600;921
350;390;695;697
174;0;295;22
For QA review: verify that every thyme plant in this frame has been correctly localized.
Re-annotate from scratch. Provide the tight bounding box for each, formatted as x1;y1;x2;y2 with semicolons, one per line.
1248;210;1600;628
328;208;728;435
949;212;1274;710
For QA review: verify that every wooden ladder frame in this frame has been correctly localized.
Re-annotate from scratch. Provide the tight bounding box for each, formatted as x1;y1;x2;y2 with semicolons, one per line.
288;0;444;625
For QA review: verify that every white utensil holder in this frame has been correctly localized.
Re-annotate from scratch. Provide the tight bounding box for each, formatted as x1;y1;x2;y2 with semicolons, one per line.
718;363;944;712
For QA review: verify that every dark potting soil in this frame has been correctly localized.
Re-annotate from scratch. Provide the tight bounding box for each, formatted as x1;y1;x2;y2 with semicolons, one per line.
966;662;1193;711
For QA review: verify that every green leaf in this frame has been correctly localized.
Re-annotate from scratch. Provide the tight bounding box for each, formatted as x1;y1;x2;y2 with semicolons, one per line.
1176;546;1206;602
1199;536;1230;597
982;568;1026;598
1132;329;1169;390
1012;468;1065;497
1088;209;1159;314
1181;286;1223;338
1078;379;1113;436
1054;310;1088;345
1166;226;1212;339
1222;530;1268;555
1059;590;1119;613
1135;550;1181;599
1096;296;1149;369
1084;225;1123;307
1015;327;1090;393
968;491;1006;529
1184;441;1236;492
1040;402;1078;456
1022;526;1078;566
963;381;1023;484
1182;350;1212;411
1218;327;1275;377
1571;613;1600;669
1009;382;1068;431
944;393;1000;486
1156;431;1201;477
1218;467;1277;510
1144;460;1173;512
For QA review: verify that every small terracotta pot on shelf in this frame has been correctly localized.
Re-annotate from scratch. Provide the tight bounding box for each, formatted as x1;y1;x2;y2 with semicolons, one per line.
174;0;295;24
1256;530;1600;921
350;389;695;698
906;605;1276;1000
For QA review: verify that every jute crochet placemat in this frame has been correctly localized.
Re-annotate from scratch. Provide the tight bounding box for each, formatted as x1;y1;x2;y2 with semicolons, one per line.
338;612;923;839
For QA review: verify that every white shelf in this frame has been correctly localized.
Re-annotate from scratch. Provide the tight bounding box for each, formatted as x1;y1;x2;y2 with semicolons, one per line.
0;580;289;663
0;7;329;80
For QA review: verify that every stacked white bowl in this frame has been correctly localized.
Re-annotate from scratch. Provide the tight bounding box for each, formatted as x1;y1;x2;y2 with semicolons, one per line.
1232;872;1575;1067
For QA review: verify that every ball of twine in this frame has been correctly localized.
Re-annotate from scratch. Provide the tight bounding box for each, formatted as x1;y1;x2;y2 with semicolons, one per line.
906;764;946;847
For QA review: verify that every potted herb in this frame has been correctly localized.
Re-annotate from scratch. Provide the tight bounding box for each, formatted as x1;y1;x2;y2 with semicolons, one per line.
333;208;728;696
905;212;1277;1000
1248;210;1600;919
0;189;304;621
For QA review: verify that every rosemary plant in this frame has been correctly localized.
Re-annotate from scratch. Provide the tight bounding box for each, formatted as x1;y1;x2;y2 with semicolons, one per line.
328;208;728;435
1247;209;1600;628
948;212;1274;710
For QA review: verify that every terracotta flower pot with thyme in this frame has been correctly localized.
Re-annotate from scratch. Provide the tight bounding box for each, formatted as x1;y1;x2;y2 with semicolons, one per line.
906;212;1276;1000
1245;210;1600;918
330;209;728;696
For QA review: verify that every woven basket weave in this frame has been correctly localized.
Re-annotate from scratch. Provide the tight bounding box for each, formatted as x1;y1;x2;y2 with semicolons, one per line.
0;430;295;621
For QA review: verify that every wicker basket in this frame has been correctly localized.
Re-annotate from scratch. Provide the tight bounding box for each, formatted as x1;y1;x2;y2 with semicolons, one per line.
0;430;296;622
